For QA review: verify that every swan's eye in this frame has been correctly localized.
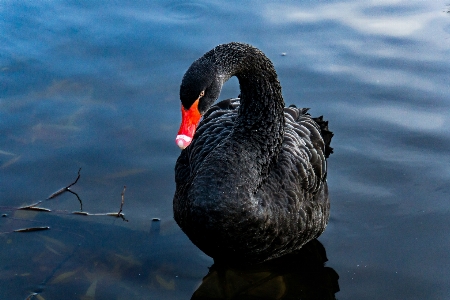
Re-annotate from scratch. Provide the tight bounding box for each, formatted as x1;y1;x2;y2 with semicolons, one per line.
199;91;205;98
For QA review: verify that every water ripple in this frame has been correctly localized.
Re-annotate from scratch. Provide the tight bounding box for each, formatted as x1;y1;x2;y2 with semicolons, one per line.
165;1;209;21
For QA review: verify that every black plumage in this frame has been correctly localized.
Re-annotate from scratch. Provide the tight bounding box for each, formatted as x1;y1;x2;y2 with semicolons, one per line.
174;42;333;264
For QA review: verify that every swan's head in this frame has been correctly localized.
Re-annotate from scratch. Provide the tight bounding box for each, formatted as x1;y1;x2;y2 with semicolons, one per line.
176;58;224;149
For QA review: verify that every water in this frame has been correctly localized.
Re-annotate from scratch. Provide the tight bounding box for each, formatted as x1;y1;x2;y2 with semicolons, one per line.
1;1;449;299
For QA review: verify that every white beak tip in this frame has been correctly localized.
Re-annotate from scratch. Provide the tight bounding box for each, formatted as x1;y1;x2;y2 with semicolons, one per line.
176;135;192;149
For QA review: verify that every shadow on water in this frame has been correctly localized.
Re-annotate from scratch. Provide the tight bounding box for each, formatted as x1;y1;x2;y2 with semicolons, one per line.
192;239;339;300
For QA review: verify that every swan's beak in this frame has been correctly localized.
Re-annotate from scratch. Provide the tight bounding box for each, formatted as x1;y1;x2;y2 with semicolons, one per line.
176;99;201;149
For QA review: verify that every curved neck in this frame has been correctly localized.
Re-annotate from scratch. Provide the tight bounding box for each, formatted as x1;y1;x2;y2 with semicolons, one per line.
214;43;286;177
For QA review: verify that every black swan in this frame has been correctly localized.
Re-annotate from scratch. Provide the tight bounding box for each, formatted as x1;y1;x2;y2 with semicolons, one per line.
173;42;333;264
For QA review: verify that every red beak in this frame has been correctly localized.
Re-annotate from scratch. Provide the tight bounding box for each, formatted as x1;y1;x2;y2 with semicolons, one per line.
176;99;201;149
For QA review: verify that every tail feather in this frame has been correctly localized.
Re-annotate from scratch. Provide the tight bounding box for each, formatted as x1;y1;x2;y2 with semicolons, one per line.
312;116;333;158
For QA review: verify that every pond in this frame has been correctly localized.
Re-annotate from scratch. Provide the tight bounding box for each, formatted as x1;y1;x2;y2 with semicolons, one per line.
1;1;449;299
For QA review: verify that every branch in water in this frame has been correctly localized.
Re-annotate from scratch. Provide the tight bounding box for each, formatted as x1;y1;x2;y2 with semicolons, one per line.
118;186;126;215
2;169;130;237
18;204;50;212
14;226;50;232
66;189;82;211
70;185;128;222
46;168;83;211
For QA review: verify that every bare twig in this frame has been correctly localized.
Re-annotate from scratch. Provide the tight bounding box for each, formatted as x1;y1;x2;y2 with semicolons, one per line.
18;206;51;212
47;168;81;199
72;211;89;216
117;185;128;221
14;226;50;232
46;168;83;211
70;185;128;221
18;202;49;211
1;168;130;237
118;185;126;215
46;187;68;200
66;189;83;211
66;167;81;189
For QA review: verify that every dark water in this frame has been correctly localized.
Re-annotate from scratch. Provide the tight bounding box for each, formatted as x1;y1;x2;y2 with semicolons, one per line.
1;1;450;299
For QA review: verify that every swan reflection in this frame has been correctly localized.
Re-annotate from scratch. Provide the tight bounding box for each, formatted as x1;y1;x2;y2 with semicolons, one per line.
191;239;339;300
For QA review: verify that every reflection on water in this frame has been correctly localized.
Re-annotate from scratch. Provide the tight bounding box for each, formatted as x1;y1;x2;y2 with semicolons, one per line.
192;239;339;300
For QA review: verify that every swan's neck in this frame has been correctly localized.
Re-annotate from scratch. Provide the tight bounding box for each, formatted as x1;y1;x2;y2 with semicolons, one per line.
222;45;285;181
188;43;286;211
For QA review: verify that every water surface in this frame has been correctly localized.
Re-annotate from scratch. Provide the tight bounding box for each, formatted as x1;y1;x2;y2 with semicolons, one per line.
1;1;449;299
